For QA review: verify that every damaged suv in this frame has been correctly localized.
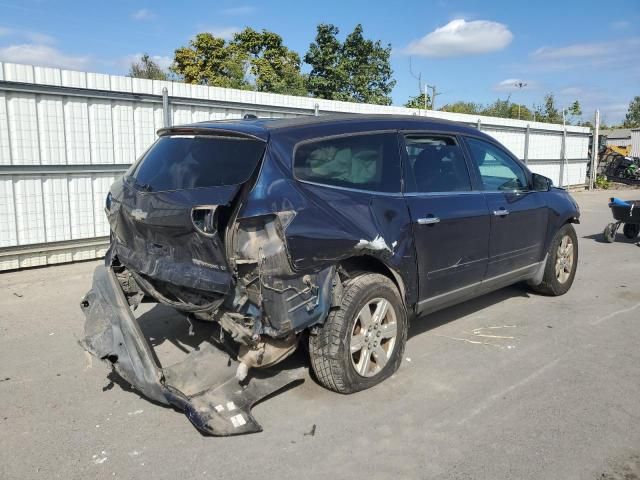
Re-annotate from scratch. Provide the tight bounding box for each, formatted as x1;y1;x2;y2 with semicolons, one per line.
81;115;580;435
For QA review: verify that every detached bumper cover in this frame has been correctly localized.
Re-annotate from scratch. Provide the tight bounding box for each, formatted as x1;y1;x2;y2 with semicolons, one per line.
80;266;304;436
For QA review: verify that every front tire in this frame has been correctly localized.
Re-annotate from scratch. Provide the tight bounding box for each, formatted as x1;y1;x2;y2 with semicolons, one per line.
530;223;578;296
308;273;407;394
603;223;617;243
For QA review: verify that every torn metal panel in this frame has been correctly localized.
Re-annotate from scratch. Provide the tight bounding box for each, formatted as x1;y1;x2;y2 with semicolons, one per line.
80;266;304;436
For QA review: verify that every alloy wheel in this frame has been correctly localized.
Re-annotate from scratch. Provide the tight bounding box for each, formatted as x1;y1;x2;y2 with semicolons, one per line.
350;298;398;377
555;235;574;284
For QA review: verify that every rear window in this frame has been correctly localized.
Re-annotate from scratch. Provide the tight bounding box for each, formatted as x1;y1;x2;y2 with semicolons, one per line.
127;135;265;192
293;133;401;193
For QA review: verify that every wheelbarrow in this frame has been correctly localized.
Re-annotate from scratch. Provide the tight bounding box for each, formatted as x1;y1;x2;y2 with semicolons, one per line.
603;197;640;243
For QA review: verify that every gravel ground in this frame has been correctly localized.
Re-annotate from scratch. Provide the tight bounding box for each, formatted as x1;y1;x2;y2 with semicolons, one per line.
1;189;639;480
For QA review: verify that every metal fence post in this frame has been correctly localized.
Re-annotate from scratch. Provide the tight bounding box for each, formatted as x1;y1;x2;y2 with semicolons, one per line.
524;124;530;164
589;110;600;189
162;87;171;128
559;128;567;187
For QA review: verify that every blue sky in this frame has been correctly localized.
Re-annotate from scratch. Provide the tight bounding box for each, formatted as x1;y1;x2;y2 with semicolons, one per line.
0;0;638;123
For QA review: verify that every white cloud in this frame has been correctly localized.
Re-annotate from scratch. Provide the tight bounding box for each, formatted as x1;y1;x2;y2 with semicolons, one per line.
527;38;640;72
204;26;240;40
0;43;90;70
532;42;612;60
131;8;155;21
494;78;539;92
610;20;630;30
0;27;55;44
403;19;513;57
221;6;255;15
24;31;55;44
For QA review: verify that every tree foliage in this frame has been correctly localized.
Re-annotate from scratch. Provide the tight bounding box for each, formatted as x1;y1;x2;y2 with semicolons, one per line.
171;33;248;88
533;94;562;123
171;29;306;94
434;93;585;124
440;101;482;115
305;24;395;105
232;28;306;95
129;54;168;80
404;92;431;109
622;96;640;128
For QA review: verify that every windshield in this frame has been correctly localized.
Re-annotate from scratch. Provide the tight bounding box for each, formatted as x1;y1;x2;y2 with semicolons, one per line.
127;135;266;192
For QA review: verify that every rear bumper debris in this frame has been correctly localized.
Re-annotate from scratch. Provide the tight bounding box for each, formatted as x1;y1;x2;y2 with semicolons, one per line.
80;265;304;436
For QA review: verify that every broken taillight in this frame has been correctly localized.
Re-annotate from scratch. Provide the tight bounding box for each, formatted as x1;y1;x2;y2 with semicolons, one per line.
191;206;219;235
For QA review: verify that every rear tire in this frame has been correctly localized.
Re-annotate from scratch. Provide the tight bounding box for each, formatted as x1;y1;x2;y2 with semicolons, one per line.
530;223;578;296
623;223;639;240
308;273;407;394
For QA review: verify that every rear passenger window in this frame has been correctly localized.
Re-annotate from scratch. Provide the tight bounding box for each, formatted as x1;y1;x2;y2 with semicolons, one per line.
404;135;471;193
294;133;401;193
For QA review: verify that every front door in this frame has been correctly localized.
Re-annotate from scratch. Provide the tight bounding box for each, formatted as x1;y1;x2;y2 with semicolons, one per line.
401;133;490;310
463;136;548;278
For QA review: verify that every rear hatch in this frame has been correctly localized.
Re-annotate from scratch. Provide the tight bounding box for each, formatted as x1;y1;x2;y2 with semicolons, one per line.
107;130;266;305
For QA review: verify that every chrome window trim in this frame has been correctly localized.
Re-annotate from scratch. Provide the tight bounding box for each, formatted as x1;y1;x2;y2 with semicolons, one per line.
295;178;404;197
402;190;484;198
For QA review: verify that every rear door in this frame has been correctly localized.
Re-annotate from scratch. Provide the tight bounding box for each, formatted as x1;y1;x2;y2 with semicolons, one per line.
463;136;548;278
401;133;490;310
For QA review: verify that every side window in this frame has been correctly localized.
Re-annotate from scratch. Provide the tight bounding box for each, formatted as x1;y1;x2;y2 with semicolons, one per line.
293;133;401;192
466;137;528;191
404;135;471;193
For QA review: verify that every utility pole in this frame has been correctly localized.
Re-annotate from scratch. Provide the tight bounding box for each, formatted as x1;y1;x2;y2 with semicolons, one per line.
427;84;441;110
424;83;428;110
408;57;427;115
589;109;600;190
514;81;527;119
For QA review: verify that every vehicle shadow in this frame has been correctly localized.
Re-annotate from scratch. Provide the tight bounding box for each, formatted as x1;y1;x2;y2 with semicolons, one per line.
136;303;217;353
408;283;532;339
582;232;637;244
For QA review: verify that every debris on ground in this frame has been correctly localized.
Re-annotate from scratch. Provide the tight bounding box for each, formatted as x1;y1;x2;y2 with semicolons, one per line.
436;325;517;349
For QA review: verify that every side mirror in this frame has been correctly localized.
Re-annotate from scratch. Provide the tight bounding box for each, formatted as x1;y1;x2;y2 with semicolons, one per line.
532;173;552;192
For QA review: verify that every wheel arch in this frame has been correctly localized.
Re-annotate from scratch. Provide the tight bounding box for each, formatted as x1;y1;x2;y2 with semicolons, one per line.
337;255;408;306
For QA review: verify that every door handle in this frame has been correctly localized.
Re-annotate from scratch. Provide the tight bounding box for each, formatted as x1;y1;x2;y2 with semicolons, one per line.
417;216;440;225
493;209;510;216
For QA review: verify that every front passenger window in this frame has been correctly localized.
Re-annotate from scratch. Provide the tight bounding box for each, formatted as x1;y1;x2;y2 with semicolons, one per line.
466;137;528;191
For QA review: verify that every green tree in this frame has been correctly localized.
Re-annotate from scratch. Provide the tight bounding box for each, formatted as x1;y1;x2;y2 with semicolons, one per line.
622;96;640;128
440;101;482;115
231;28;306;95
305;24;395;105
404;92;431;109
532;94;562;123
543;94;561;123
567;100;582;117
304;24;345;100
171;33;248;88
129;54;168;80
481;99;533;120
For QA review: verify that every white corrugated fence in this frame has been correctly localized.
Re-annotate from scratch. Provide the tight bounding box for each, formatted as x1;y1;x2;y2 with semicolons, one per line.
0;62;591;270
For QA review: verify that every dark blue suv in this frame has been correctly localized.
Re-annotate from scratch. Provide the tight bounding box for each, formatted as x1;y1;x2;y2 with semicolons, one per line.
82;115;580;435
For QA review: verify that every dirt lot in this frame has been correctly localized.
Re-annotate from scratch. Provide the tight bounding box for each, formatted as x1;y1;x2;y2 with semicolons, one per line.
1;189;640;480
